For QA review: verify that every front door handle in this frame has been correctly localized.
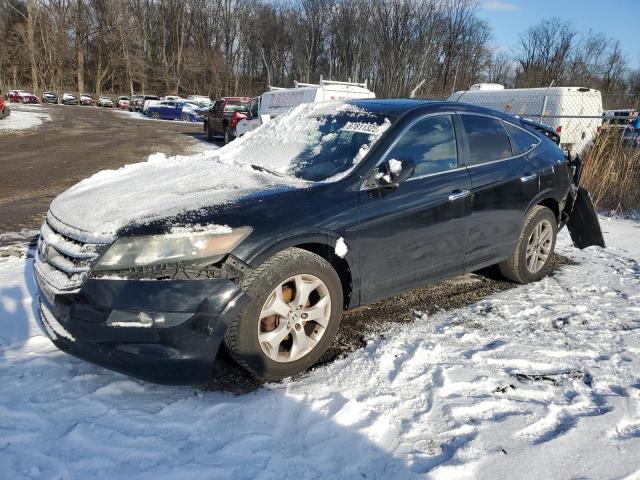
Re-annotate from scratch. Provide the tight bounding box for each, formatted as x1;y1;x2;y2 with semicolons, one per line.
521;172;537;183
448;189;471;201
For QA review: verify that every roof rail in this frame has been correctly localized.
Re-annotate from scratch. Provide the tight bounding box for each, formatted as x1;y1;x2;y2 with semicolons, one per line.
292;76;369;90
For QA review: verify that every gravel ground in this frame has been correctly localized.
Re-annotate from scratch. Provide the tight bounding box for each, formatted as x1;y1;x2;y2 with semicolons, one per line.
0;104;210;233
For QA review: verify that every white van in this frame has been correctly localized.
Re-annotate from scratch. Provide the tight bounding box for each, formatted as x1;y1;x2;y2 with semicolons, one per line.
448;84;603;155
236;78;375;137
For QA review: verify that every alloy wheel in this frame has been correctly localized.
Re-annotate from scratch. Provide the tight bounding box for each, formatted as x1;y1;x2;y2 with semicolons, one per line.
526;219;553;273
257;274;331;363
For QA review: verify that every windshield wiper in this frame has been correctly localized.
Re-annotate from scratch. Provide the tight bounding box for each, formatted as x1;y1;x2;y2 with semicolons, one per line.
250;164;285;178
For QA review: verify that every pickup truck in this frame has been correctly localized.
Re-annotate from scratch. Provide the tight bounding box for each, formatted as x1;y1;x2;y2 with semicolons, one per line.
204;97;251;144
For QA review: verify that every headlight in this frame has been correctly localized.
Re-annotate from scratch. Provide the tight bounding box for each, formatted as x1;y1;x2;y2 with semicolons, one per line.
94;226;252;271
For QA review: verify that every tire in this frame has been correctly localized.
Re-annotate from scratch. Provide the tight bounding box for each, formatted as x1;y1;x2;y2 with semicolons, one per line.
224;248;343;381
151;111;160;119
182;113;189;122
206;122;214;142
223;126;233;145
499;205;557;284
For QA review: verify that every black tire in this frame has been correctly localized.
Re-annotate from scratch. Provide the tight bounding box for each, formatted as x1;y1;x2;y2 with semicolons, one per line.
223;126;232;144
151;111;160;119
499;205;557;284
224;247;343;381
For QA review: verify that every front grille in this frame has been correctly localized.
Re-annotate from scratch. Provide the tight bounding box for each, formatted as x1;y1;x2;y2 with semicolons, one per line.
34;217;109;294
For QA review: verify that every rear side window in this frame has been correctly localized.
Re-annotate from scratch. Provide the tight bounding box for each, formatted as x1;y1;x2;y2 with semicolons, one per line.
503;122;540;156
460;114;512;165
385;114;458;178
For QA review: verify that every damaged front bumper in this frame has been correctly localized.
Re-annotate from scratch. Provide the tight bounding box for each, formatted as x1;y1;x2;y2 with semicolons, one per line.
35;274;249;385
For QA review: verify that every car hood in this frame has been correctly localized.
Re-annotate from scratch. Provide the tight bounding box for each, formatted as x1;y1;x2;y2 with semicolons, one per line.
48;152;307;242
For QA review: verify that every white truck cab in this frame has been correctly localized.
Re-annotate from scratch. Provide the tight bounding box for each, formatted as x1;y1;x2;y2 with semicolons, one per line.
236;78;375;137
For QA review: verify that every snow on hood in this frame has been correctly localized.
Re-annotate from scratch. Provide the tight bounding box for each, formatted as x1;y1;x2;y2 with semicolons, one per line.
49;152;305;240
49;101;389;239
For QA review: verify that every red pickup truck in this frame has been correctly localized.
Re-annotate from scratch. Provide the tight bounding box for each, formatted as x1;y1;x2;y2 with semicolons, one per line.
204;96;251;144
0;91;10;119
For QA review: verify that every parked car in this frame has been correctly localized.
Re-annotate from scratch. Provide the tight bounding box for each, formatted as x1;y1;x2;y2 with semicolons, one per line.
96;96;113;108
130;95;159;112
34;99;604;385
128;95;143;111
8;90;40;104
42;91;59;104
236;78;375;137
204;96;251;144
146;100;185;120
181;98;211;122
622;118;640;147
0;90;10;118
80;94;95;106
62;93;78;105
116;96;130;109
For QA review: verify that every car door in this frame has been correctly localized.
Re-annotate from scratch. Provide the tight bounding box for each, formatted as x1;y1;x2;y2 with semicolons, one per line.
357;113;473;304
460;113;541;271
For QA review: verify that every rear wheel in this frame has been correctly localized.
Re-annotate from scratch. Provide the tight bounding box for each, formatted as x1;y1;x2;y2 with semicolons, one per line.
223;126;233;144
151;111;160;120
224;248;343;381
499;205;557;283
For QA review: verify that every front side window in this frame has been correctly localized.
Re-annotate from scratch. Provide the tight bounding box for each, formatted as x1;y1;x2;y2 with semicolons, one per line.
503;122;540;156
385;114;458;179
461;114;512;166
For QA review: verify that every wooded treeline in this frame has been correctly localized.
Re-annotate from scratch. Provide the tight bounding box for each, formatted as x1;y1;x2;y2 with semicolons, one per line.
1;0;639;106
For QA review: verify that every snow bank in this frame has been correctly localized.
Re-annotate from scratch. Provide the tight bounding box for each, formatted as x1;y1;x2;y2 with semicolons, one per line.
1;218;639;479
0;109;50;133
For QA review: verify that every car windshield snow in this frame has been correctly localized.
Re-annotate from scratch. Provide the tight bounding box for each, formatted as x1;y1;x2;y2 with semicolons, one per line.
216;102;392;182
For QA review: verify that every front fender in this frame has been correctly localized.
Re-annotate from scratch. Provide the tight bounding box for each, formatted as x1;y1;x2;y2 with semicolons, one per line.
243;228;347;267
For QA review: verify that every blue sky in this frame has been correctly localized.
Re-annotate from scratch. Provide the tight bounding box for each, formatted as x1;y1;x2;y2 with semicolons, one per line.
477;0;640;69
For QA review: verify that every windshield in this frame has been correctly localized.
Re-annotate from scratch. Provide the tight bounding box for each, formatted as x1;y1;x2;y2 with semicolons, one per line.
215;102;392;182
224;100;249;112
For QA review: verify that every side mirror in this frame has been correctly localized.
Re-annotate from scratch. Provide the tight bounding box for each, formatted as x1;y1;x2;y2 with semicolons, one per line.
376;158;416;187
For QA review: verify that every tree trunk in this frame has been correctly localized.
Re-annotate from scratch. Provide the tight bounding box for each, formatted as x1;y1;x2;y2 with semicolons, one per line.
76;0;85;94
26;0;38;94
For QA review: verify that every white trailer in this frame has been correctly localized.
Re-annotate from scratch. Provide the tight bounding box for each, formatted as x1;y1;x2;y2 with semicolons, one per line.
236;78;375;137
448;84;603;155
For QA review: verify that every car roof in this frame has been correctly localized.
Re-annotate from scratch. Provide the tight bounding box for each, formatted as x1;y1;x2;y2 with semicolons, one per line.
348;98;522;123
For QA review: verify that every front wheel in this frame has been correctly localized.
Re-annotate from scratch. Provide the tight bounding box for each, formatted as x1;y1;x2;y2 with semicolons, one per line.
499;205;557;283
224;248;343;381
151;111;160;119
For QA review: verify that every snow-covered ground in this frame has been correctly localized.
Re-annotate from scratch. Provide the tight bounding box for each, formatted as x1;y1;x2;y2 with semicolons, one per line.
0;105;50;133
0;217;639;479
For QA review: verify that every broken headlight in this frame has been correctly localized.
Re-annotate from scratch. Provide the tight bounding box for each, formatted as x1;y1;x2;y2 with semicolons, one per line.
94;227;252;271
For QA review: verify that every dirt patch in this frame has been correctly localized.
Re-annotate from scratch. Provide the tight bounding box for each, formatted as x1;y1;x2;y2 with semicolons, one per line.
0;105;210;233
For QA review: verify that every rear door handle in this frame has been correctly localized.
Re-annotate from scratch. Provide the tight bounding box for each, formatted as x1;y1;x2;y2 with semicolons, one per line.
448;189;471;201
521;173;537;183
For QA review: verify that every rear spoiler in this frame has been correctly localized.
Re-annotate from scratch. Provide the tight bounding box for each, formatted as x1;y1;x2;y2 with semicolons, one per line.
520;118;560;145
